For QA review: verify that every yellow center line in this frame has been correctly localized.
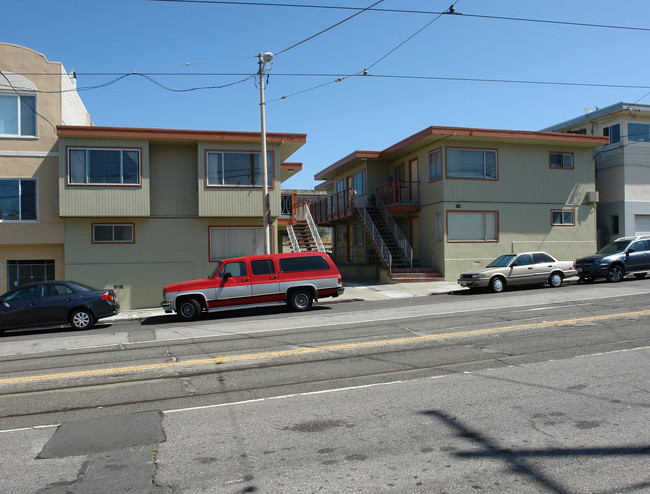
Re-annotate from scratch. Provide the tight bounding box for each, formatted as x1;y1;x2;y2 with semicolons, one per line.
2;309;649;386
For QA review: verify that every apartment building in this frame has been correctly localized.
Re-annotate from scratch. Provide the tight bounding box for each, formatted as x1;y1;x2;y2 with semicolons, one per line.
543;102;650;245
311;126;608;282
0;43;90;290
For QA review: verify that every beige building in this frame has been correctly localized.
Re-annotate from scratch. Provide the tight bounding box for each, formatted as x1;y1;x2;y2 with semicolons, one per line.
1;43;90;290
542;102;650;245
57;126;306;309
311;126;608;282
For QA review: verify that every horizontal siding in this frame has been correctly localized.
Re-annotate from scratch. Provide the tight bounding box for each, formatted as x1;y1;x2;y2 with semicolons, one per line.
150;143;198;217
58;138;150;217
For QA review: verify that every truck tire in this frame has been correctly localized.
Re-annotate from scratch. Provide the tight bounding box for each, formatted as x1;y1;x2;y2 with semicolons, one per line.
288;289;313;311
178;299;202;321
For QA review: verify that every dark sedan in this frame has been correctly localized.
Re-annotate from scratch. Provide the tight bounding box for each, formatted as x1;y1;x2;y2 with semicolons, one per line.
0;281;120;331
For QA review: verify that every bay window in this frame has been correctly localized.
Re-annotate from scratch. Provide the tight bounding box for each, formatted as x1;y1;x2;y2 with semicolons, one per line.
68;148;141;185
206;151;273;187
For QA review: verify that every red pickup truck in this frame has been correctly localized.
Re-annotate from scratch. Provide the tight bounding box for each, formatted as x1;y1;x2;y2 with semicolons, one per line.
162;252;344;321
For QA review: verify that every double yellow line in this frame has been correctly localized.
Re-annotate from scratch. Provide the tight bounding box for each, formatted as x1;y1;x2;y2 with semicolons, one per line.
2;309;649;386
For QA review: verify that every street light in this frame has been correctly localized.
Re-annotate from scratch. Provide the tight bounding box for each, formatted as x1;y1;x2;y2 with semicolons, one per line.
258;52;273;255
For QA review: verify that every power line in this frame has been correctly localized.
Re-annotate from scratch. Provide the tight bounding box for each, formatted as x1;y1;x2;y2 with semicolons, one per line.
144;0;650;33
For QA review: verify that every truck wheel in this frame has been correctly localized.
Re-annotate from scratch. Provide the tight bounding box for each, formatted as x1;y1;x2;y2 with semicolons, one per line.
288;289;313;311
548;272;563;288
606;265;624;283
490;277;506;293
178;299;202;321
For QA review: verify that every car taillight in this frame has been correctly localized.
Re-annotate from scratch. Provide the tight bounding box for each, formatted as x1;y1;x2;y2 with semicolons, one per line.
338;277;342;284
101;292;114;302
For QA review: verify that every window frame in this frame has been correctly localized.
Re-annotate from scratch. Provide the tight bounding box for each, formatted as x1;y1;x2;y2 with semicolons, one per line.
0;93;37;137
445;147;498;180
349;169;366;196
551;209;575;226
627;122;650;143
92;223;135;244
549;152;574;170
208;225;270;261
446;210;499;243
67;147;142;186
603;123;621;144
205;150;275;188
0;177;38;222
428;148;442;182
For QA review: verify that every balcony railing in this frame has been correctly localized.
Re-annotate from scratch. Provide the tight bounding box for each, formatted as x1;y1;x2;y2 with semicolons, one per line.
311;188;356;223
375;180;419;208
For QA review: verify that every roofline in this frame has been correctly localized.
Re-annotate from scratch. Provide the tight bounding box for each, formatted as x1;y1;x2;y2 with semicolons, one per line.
541;102;650;132
315;125;608;180
56;125;307;144
281;162;302;170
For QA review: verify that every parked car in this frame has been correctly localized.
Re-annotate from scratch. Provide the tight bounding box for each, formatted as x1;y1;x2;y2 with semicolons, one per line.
162;252;344;321
575;235;650;283
0;281;120;332
457;252;577;293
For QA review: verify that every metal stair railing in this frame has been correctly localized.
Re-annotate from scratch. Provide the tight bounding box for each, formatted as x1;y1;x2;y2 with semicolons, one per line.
286;225;300;252
302;203;326;252
353;194;393;274
374;192;413;270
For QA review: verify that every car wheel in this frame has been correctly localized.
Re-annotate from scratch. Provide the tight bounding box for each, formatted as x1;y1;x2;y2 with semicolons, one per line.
606;265;624;283
288;289;313;311
633;272;647;279
548;272;563;288
178;299;202;321
70;309;95;330
490;277;506;293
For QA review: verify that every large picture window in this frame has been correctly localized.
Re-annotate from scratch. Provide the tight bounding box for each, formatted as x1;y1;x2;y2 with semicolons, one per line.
209;227;265;260
628;123;650;143
447;211;498;242
447;148;497;179
0;178;37;221
92;223;135;243
0;94;36;136
206;151;273;187
68;148;141;185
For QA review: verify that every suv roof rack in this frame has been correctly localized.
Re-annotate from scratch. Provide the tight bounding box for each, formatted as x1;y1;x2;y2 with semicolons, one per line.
614;235;650;241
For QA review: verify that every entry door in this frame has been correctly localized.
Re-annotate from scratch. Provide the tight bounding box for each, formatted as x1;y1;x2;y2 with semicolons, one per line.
213;261;252;306
249;258;281;302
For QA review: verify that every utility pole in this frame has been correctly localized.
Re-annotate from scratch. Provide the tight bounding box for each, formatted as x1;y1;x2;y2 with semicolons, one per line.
258;52;273;255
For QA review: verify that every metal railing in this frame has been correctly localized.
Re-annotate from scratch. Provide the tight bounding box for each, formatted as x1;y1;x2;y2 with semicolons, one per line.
353;194;393;274
375;180;420;207
286;225;300;252
302;203;326;252
311;188;355;223
374;192;413;270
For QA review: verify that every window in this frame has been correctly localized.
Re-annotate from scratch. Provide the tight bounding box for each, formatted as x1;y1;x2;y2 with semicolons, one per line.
628;123;650;143
515;254;533;266
335;179;345;193
549;152;573;169
279;255;329;273
351;169;366;195
611;215;619;235
92;223;134;243
7;260;54;289
0;178;37;221
68;148;140;185
532;252;555;264
206;151;273;187
551;210;575;226
429;149;442;181
603;124;620;144
447;148;497;179
0;94;36;136
251;259;275;275
353;224;364;246
43;283;74;297
209;227;265;260
218;261;247;278
447;211;498;242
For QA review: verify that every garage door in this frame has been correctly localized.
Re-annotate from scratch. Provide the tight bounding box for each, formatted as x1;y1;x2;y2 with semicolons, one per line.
635;215;650;235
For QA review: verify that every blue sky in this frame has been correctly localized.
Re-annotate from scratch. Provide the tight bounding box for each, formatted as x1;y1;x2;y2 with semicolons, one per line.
5;0;650;189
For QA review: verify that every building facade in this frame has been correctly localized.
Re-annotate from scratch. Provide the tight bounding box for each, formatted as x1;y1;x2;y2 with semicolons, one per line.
1;43;90;291
311;126;608;282
542;102;650;245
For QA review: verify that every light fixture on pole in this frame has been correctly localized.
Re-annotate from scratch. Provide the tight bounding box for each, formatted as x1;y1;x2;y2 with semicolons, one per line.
258;52;273;255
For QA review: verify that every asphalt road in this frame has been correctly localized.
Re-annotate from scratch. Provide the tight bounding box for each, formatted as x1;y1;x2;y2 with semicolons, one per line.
0;279;649;493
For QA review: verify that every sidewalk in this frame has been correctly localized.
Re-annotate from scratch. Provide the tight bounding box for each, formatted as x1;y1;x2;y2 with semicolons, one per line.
107;280;464;323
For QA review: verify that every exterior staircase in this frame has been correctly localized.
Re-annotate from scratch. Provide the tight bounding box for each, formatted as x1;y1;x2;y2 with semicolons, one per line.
288;223;318;251
364;206;412;271
287;203;326;253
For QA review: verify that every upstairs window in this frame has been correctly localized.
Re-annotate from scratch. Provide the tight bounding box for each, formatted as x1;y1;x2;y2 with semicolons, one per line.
68;148;141;185
429;149;442;181
603;124;620;144
0;94;36;136
549;152;574;169
447;148;497;179
206;151;273;187
351;169;366;195
0;178;37;221
628;123;650;143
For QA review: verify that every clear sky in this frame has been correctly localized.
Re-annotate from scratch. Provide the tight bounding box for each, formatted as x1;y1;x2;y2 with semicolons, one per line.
4;0;650;189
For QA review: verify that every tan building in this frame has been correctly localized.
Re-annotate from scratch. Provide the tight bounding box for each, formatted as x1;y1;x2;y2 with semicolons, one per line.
57;126;306;309
543;102;650;245
311;126;608;282
1;43;90;291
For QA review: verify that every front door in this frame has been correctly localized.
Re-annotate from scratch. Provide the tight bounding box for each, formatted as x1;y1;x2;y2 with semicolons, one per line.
212;261;253;307
508;253;535;284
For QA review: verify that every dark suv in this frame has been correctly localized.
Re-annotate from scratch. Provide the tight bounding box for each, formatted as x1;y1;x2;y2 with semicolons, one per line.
575;236;650;283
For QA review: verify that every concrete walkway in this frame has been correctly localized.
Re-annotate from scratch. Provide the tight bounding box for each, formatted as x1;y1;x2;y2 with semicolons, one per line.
107;280;464;322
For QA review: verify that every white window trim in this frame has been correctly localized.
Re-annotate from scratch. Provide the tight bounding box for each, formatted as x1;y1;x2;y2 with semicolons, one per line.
0;92;38;138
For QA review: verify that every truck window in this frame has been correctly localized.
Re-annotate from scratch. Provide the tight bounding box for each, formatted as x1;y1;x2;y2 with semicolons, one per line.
279;256;329;273
251;259;275;275
219;261;247;278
